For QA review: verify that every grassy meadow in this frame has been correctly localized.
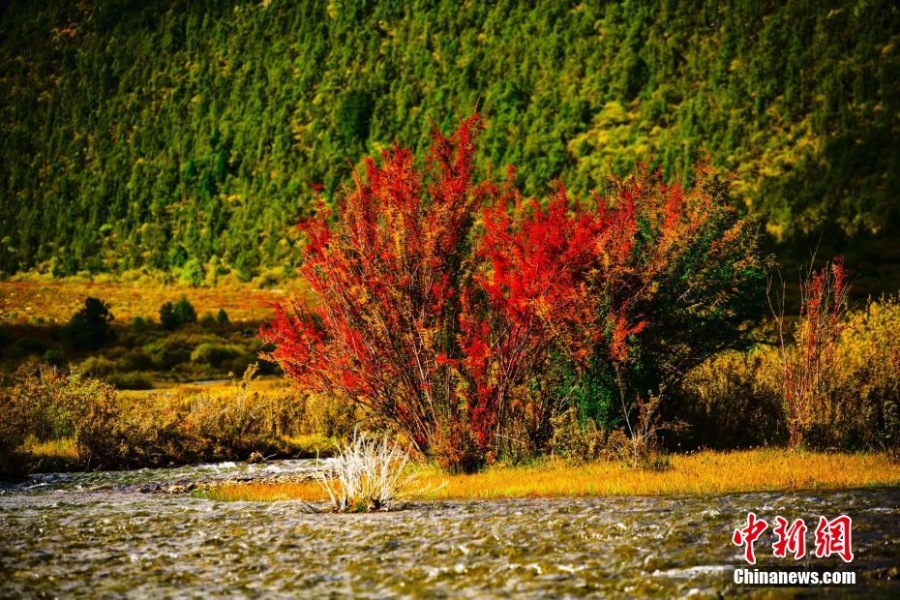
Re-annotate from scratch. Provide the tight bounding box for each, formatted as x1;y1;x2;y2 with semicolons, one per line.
0;275;304;325
0;275;312;390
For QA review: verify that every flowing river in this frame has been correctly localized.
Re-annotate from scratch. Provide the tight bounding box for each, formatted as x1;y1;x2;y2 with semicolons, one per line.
1;461;898;598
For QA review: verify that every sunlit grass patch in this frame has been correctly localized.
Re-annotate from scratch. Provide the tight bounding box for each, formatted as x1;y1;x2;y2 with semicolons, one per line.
413;450;900;500
0;278;311;324
280;433;337;458
205;481;326;502
21;436;81;471
24;436;79;461
205;449;900;503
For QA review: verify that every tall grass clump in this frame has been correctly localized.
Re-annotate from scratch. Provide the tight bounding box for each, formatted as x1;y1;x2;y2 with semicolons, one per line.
316;432;415;512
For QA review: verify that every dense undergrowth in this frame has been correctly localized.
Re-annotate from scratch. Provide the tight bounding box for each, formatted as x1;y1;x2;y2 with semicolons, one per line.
2;293;899;477
261;115;898;471
0;364;352;476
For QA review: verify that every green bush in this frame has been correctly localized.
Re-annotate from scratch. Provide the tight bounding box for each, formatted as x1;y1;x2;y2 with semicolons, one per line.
144;332;216;369
79;356;117;378
115;350;153;372
180;258;205;287
106;372;154;391
199;312;217;329
191;343;241;369
42;348;69;369
131;316;153;332
160;296;198;331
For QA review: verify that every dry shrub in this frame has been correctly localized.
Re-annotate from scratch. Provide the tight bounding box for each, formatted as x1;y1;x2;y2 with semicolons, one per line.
0;369;33;475
116;364;306;465
299;392;362;440
71;378;128;469
826;296;900;454
616;391;672;470
0;363;124;471
679;295;900;454
551;400;673;470
1;362;311;471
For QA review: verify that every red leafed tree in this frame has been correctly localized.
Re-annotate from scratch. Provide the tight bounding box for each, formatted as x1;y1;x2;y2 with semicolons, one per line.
263;114;765;471
262;114;493;467
465;164;765;455
459;181;622;456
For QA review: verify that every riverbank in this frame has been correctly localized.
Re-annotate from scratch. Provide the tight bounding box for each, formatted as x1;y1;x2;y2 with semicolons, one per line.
205;449;900;503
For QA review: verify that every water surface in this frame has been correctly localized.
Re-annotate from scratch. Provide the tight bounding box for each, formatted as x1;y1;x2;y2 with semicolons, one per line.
1;462;898;598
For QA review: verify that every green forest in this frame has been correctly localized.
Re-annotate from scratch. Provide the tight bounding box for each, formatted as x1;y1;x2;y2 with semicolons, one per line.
2;0;899;282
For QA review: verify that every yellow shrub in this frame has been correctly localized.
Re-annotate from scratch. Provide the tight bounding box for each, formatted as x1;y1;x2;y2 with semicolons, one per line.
680;296;900;454
827;296;900;452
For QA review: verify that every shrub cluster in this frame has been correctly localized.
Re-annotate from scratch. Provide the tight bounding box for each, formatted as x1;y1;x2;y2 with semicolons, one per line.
0;364;118;474
160;296;198;331
0;364;330;474
263;115;766;471
676;295;900;456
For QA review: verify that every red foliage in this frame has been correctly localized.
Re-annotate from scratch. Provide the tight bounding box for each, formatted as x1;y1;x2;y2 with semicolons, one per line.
263;114;490;461
263;115;762;470
777;258;850;448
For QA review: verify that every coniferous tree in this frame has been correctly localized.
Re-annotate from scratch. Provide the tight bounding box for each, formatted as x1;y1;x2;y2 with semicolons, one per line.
63;297;114;351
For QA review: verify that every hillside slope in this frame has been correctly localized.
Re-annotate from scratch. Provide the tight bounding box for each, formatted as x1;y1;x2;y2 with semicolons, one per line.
2;0;898;280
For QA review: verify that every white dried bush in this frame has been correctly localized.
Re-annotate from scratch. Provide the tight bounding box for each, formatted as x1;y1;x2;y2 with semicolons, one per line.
316;432;415;512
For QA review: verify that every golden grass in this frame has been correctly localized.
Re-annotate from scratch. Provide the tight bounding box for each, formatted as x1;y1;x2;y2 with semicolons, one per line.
23;436;80;462
118;376;295;399
206;481;325;502
0;278;310;324
205;449;900;503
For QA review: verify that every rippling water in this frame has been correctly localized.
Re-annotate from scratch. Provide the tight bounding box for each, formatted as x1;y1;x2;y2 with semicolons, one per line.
1;462;898;598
